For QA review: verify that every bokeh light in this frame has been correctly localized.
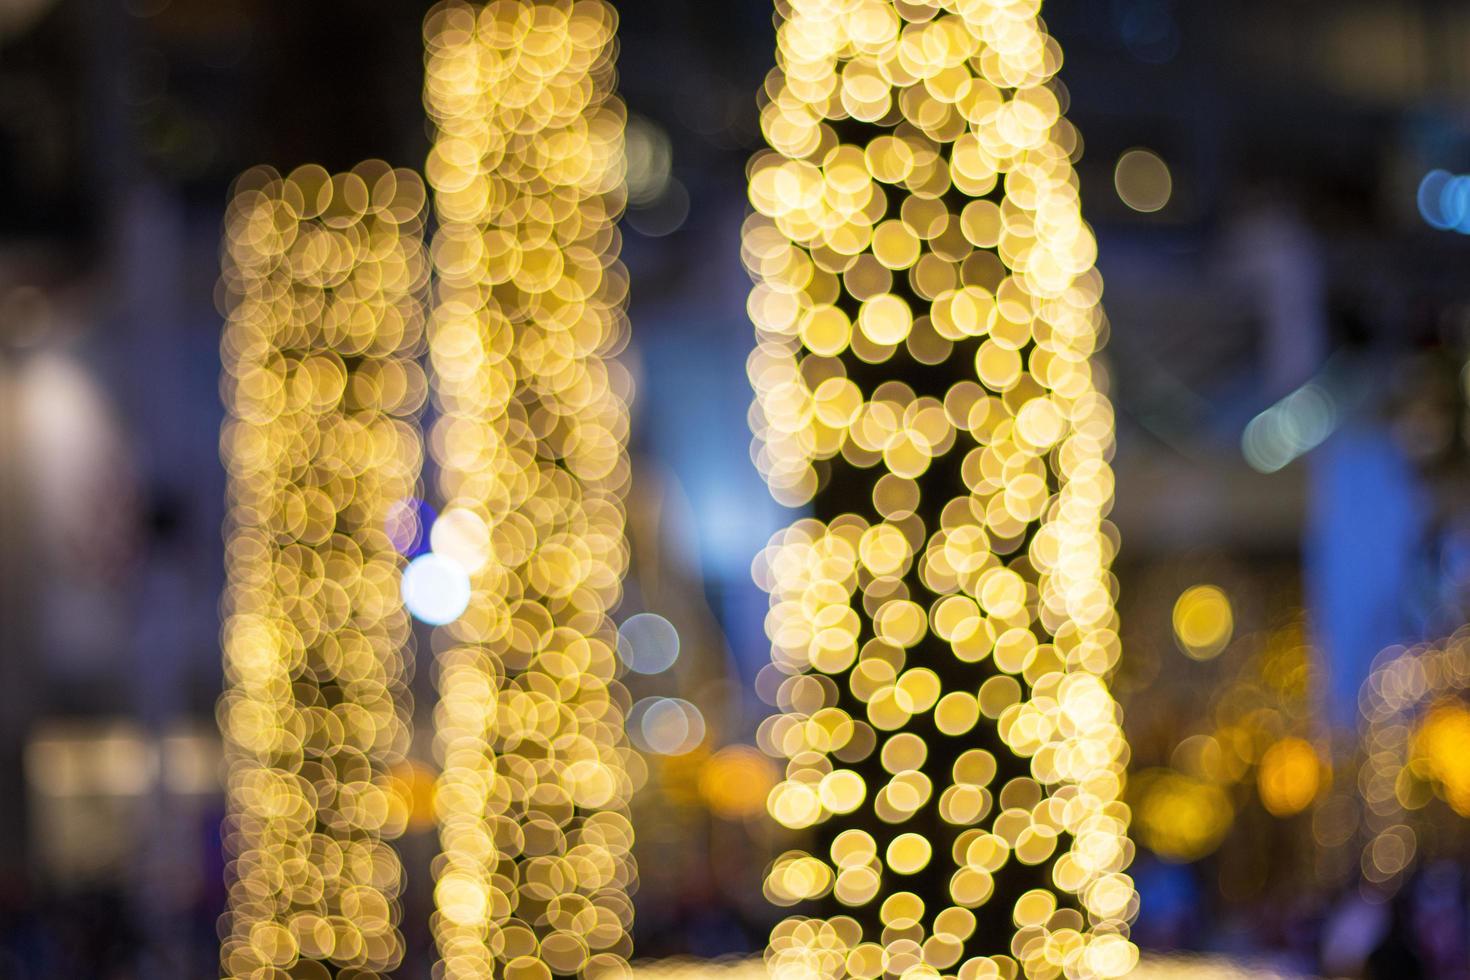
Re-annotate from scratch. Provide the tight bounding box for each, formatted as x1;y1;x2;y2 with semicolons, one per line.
630;697;707;757
1131;768;1233;863
427;506;491;574
617;612;681;675
423;2;639;976
218;161;428;978
625;114;673;206
1241;382;1337;473
401;552;473;626
1256;736;1322;817
626;178;691;239
628;953;1310;979
1411;702;1470;816
1357;630;1470;893
1171;585;1233;660
1113;149;1172;213
699;745;780;821
745;2;1138;977
1416;168;1470;234
386;496;436;557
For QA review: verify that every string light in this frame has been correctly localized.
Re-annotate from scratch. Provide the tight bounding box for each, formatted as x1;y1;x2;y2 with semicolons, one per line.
423;3;638;977
218;162;429;978
1357;629;1470;893
745;2;1137;977
627;953;1310;980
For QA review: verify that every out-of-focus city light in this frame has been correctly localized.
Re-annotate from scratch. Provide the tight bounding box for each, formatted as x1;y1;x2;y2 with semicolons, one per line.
1416;168;1470;233
1132;768;1234;863
1257;737;1323;817
630;697;706;756
1359;631;1470;892
1172;584;1233;660
1242;382;1337;472
699;745;779;820
1137;613;1327;857
386;496;436;557
625;114;673;205
426;506;491;574
388;758;440;834
26;724;159;798
631;957;770;979
618;612;681;674
423;2;638;976
630;954;1316;979
746;2;1137;976
1114;148;1173;213
626;177;691;238
624;111;688;237
26;723;222;880
218;161;427;978
401;552;473;626
1411;702;1470;816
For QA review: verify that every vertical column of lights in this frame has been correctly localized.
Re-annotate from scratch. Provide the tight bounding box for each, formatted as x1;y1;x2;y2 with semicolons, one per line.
744;2;1137;979
423;4;638;979
1358;630;1470;894
219;163;429;978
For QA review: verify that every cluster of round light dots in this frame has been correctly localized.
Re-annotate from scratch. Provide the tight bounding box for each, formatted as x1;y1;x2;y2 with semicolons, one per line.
218;161;429;978
626;954;1321;980
423;3;638;977
744;2;1137;978
618;612;705;756
1131;615;1326;864
1357;630;1470;893
399;502;509;626
385;496;436;557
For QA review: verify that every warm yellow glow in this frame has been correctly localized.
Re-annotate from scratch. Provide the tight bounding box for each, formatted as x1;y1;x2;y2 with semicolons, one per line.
1131;769;1233;863
701;745;781;821
1412;702;1470;816
1359;630;1470;891
746;2;1136;977
1171;585;1232;660
1112;149;1171;214
423;2;637;977
629;953;1308;979
1256;737;1322;817
218;161;428;977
